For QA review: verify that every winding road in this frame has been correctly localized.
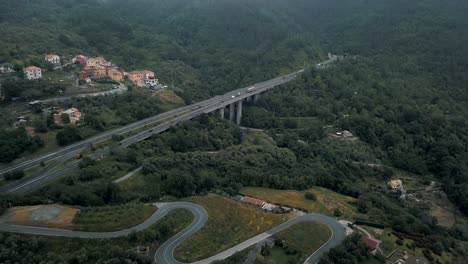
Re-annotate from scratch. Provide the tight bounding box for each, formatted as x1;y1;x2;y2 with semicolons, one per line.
0;202;346;264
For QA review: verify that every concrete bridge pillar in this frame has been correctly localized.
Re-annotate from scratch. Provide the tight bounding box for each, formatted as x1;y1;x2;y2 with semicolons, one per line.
229;103;235;121
254;94;260;102
219;107;225;119
236;100;243;125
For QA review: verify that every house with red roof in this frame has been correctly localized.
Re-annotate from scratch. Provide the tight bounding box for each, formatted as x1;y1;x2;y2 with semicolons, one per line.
79;70;88;81
24;127;35;137
361;237;380;254
128;70;155;87
241;196;266;207
23;66;42;80
53;107;82;125
44;54;60;64
75;55;87;65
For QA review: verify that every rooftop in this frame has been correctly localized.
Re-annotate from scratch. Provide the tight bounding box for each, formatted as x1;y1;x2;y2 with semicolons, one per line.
361;237;379;250
241;196;266;206
24;66;41;71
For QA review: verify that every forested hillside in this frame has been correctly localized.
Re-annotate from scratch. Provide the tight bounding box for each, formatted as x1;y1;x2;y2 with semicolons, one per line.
2;0;466;100
2;0;468;263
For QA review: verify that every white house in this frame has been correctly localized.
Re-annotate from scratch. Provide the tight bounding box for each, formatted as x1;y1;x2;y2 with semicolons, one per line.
145;77;159;87
23;66;42;80
44;54;60;64
141;70;154;79
0;63;15;74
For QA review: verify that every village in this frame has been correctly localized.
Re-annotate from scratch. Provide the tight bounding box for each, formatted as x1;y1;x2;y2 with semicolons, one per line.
0;52;175;156
23;53;162;89
1;52;165;102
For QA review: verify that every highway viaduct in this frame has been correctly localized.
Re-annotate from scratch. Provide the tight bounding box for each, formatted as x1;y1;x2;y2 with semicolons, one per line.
0;70;303;194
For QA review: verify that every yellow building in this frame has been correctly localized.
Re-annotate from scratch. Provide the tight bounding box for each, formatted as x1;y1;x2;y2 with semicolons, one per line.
128;70;145;83
93;66;107;77
107;68;123;82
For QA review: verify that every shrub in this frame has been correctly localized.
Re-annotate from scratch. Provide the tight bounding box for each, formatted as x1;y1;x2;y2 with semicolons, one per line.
304;191;316;201
4;170;25;181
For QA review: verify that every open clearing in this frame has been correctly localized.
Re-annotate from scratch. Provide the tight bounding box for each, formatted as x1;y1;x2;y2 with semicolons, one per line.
174;194;294;262
241;187;357;219
1;203;156;231
156;89;185;105
274;220;331;254
0;204;78;229
255;220;332;264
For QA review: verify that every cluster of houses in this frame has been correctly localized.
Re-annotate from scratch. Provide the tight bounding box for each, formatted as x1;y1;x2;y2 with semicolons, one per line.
76;55;120;83
75;55;159;88
19;53;160;89
238;195;292;214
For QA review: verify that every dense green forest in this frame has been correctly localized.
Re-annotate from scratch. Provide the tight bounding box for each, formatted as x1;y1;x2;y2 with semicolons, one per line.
1;0;468;263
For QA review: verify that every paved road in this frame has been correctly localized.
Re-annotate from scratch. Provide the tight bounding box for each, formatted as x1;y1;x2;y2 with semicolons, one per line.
0;71;303;194
0;202;205;239
0;70;302;178
0;201;345;264
113;167;142;183
39;83;128;103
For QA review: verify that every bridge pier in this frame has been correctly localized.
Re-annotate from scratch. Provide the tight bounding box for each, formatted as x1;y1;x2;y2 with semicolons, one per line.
253;94;260;102
236;101;243;125
219;107;225;119
229;103;235;121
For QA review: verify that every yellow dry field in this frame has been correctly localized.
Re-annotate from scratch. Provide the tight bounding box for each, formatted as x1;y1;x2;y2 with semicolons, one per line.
156;89;184;104
174;194;293;262
241;187;357;219
310;187;357;218
47;207;78;228
3;205;78;229
241;187;322;212
6;205;43;221
431;205;455;228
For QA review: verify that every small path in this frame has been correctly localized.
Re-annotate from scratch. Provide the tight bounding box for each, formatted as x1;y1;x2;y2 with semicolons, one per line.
113;167;142;183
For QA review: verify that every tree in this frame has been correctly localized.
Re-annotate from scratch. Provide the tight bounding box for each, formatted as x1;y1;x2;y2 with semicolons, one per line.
305;191;317;201
56;127;82;146
61;113;70;124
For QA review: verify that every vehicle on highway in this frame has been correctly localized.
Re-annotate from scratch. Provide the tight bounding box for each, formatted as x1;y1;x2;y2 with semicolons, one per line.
237;92;241;96
231;95;235;98
247;86;256;92
74;153;83;159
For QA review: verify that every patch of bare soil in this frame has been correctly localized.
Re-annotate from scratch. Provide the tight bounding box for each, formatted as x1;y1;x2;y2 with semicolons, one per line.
2;205;78;229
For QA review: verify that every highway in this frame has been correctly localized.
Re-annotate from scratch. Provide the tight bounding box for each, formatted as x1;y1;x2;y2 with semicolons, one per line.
0;70;303;193
0;202;346;264
0;70;301;178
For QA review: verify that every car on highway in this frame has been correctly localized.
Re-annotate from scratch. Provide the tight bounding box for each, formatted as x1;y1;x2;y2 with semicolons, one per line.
231;95;235;98
247;86;256;92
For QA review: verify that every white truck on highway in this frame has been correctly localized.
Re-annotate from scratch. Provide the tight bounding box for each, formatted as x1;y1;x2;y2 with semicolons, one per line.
247;86;256;92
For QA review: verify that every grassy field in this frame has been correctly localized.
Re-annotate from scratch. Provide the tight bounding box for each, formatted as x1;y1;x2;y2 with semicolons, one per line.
274;220;331;254
174;194;293;262
240;187;357;219
241;129;276;146
255;246;304;264
374;228;452;263
212;247;252;264
72;203;156;232
255;220;331;264
40;208;194;263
